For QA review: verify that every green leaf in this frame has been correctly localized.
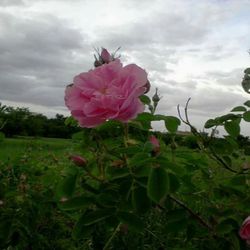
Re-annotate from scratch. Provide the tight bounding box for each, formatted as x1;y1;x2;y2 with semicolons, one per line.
59;196;93;210
216;221;233;235
243;79;250;93
231;106;247;112
224;121;240;137
129;152;152;167
136;112;154;122
244;68;250;74
244;100;250;107
168;173;180;193
216;114;240;123
106;167;130;180
243;111;250;122
147;167;169;203
132;186;151;214
56;171;78;199
204;119;217;128
77;209;114;226
117;212;144;232
73;222;93;240
164;116;181;133
139;95;151;105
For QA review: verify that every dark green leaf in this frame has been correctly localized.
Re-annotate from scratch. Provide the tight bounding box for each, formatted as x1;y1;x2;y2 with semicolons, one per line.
147;167;169;203
136;112;154;122
244;100;250;107
231;106;247;112
164;116;181;133
129;152;152;167
106;167;130;180
73;221;93;240
139;95;151;105
216;114;240;123
117;212;144;232
204;119;217;128
56;171;78;199
243;111;250;122
168;173;180;193
224;121;240;137
244;68;250;74
77;209;114;226
132;186;151;213
216;221;233;235
60;196;93;210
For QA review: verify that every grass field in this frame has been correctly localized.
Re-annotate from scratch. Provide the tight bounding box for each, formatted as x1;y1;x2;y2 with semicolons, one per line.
0;137;76;163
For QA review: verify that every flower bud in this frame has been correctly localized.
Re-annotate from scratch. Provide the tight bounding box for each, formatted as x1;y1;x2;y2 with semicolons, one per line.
152;88;160;103
101;48;112;63
69;155;87;167
239;216;250;242
149;135;160;155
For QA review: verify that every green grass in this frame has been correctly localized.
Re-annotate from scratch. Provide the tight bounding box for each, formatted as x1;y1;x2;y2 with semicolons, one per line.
0;137;76;163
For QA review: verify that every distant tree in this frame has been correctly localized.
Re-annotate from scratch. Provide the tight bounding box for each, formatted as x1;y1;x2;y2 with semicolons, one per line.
0;104;80;138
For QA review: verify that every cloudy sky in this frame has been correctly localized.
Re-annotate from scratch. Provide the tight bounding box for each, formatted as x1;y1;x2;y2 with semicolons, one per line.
1;0;250;133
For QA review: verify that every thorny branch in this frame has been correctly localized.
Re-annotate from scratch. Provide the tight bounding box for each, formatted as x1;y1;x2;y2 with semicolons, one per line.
177;98;238;173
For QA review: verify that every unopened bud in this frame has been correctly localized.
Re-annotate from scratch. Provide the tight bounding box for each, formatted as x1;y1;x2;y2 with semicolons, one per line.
101;48;112;63
152;88;160;103
149;135;160;156
69;155;87;167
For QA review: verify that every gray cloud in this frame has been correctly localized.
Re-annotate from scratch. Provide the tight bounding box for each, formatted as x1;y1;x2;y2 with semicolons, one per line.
0;0;25;6
0;11;92;107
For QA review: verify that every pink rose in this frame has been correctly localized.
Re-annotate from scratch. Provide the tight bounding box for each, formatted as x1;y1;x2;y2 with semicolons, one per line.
65;59;147;128
69;155;87;167
239;216;250;242
149;135;160;154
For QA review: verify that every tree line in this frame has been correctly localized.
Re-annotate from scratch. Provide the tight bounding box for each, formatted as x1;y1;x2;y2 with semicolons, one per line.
0;103;80;138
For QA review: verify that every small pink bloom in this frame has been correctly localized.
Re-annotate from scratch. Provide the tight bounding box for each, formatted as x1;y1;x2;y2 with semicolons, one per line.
65;59;147;128
101;48;112;63
239;216;250;241
69;155;87;167
149;135;160;152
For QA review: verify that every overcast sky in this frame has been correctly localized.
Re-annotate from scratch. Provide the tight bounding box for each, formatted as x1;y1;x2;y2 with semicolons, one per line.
1;0;250;134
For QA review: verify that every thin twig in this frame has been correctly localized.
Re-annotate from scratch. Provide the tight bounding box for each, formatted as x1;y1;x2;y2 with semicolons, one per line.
169;195;214;232
103;223;121;250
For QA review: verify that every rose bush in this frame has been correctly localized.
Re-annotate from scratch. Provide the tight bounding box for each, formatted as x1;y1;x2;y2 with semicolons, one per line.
65;51;148;127
61;48;250;249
